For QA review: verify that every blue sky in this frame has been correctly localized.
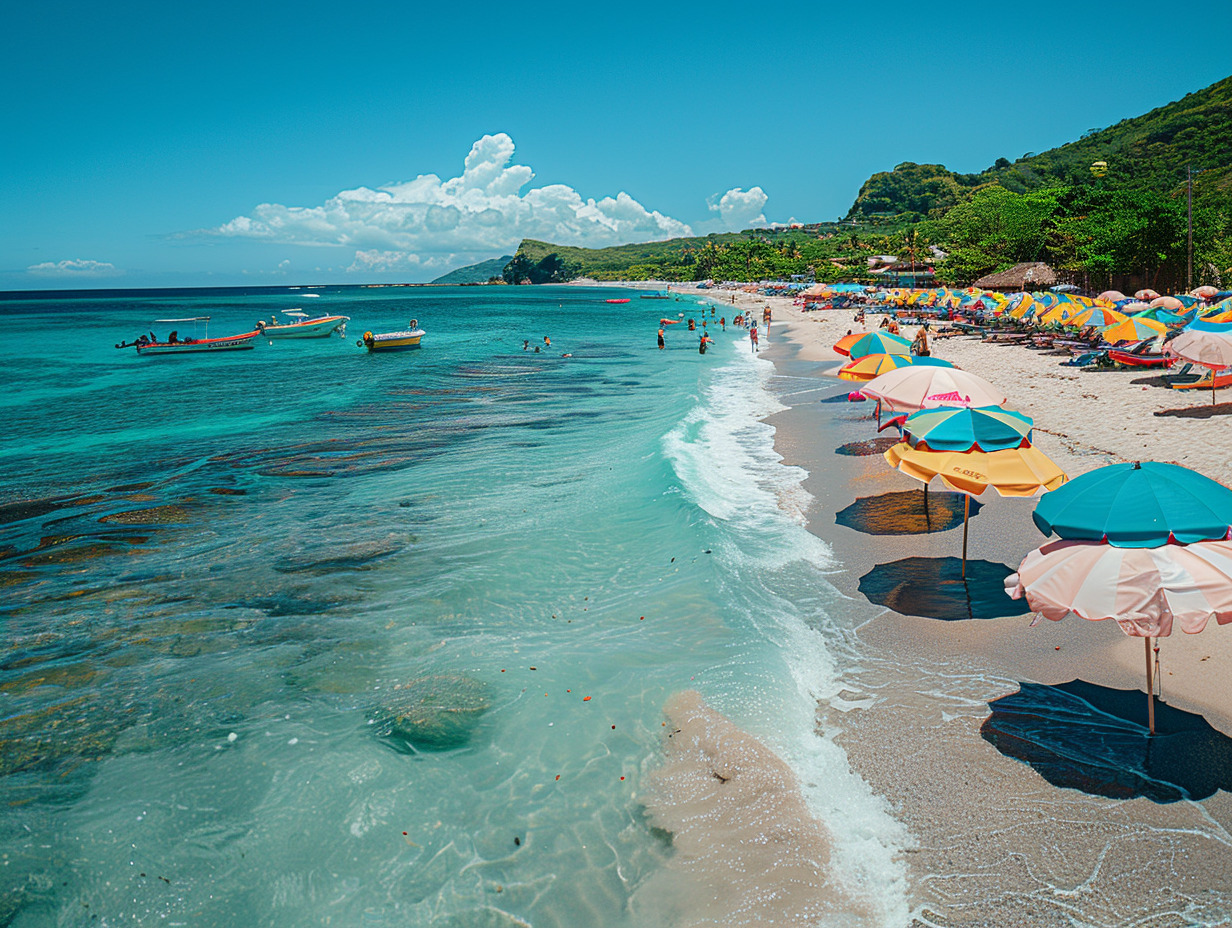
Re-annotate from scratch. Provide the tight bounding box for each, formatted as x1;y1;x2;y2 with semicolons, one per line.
3;0;1230;289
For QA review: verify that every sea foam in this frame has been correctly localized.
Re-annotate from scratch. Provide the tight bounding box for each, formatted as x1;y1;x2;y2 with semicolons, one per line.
655;339;910;926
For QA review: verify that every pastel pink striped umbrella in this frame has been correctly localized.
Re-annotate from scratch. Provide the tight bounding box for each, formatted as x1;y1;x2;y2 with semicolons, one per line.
1006;539;1232;637
859;366;1006;413
1006;538;1232;732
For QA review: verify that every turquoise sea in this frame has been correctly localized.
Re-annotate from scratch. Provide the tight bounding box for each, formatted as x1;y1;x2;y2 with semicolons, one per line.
0;286;906;926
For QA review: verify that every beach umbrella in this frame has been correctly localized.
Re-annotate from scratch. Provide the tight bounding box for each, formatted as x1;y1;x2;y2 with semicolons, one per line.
1032;461;1232;547
1101;315;1167;344
884;442;1067;577
1135;289;1161;301
902;405;1034;452
1132;306;1190;327
1068;305;1127;329
1120;301;1151;314
1099;290;1128;303
1165;327;1232;404
1192;286;1219;300
1007;539;1232;733
832;332;866;356
837;352;952;382
859;366;1007;413
1150;296;1185;311
847;331;911;359
1006;294;1038;320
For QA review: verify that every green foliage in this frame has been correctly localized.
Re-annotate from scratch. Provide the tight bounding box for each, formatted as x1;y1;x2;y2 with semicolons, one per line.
500;226;880;284
493;75;1232;290
847;162;975;220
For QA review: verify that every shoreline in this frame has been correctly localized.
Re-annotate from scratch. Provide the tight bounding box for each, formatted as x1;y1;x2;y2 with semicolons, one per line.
585;279;1232;925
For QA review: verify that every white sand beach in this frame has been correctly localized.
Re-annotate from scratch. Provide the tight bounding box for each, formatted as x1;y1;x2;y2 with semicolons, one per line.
586;279;1232;926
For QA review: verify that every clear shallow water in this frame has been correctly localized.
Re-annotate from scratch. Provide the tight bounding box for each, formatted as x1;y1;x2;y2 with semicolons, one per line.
0;286;905;926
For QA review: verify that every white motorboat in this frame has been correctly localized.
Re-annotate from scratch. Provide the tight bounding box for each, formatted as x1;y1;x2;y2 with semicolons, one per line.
256;310;350;338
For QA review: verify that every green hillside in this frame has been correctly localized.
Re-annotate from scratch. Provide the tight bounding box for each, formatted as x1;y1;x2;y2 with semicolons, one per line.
507;74;1232;290
847;75;1232;221
430;255;513;284
502;227;879;285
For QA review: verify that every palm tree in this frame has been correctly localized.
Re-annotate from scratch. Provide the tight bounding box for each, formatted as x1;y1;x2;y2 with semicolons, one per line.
901;229;930;283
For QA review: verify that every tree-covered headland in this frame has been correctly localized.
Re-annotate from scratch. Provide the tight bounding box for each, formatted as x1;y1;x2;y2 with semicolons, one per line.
500;75;1232;291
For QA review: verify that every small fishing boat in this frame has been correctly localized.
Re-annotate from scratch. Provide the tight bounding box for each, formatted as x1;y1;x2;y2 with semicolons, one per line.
256;310;350;338
640;291;670;300
1107;349;1172;368
360;320;425;352
605;298;631;304
119;317;258;356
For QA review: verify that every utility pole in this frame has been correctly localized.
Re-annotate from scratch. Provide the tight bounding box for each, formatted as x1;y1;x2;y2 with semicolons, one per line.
1187;165;1194;292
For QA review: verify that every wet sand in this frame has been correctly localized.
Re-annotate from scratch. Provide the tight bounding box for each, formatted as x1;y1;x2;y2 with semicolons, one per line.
588;280;1232;926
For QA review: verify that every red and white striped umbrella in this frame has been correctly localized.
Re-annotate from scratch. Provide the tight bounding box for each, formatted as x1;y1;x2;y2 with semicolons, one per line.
1006;538;1232;637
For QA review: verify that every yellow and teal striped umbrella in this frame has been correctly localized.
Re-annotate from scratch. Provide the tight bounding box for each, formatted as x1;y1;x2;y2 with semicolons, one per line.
1068;305;1127;328
837;353;953;382
847;331;912;359
1101;316;1168;343
902;405;1034;453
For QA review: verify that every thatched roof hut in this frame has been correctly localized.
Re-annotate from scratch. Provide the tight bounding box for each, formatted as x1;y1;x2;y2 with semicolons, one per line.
972;262;1058;291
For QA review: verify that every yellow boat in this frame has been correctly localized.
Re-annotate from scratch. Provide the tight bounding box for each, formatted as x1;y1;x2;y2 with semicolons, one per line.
360;320;425;352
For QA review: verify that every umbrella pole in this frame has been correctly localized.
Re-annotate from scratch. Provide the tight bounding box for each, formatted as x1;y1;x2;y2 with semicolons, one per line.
961;494;970;579
1145;635;1156;735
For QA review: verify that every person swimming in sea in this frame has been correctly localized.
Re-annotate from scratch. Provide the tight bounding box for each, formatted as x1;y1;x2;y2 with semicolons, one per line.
543;335;551;348
657;327;665;350
523;340;530;350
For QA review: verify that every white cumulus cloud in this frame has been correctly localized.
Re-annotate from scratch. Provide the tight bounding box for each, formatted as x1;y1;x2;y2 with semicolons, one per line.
27;258;119;278
206;134;768;274
709;187;768;230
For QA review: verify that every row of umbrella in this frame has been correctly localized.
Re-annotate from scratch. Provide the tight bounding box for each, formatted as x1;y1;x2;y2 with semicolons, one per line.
837;339;1232;736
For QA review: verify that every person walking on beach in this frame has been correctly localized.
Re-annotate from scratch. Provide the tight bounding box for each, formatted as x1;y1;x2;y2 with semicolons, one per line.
657;327;665;350
912;324;930;357
750;323;759;353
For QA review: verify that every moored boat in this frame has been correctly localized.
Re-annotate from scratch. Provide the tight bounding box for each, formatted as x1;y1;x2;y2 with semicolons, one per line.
1107;348;1172;368
360;320;425;352
605;298;631;304
119;317;258;356
256;310;350;338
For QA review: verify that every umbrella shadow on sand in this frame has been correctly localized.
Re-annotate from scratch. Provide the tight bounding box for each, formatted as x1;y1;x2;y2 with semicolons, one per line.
835;436;900;457
1154;404;1232;419
981;680;1232;803
837;489;980;534
858;556;1030;621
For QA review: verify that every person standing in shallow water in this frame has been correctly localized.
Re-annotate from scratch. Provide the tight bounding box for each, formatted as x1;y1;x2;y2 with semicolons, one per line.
543;335;551;348
750;323;759;353
657;327;665;350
